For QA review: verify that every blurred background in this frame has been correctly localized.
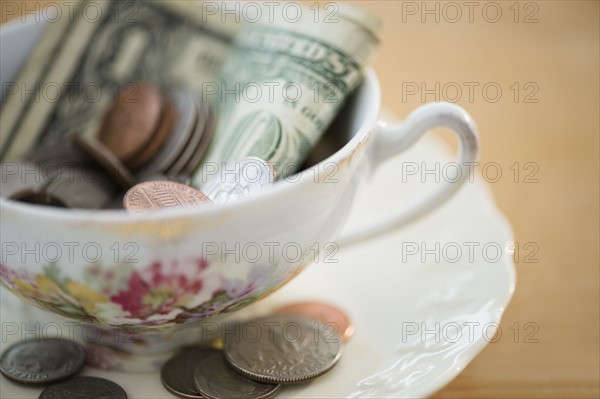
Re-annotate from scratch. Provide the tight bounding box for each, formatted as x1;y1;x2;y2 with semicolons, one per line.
2;1;599;398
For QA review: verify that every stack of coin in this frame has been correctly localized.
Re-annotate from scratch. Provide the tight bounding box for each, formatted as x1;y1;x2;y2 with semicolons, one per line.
135;88;215;178
1;82;218;210
160;302;352;399
0;338;129;398
95;83;215;178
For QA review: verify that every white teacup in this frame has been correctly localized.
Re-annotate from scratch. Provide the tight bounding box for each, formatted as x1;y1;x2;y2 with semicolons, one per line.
0;17;478;371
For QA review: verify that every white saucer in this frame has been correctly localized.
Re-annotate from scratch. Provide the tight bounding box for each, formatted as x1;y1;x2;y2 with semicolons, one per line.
0;111;516;398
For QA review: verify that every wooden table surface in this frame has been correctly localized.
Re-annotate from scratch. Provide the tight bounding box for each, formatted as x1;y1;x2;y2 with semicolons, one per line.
2;1;599;398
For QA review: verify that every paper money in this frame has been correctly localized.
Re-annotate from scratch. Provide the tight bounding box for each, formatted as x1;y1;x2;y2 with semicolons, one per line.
1;0;238;161
192;2;380;183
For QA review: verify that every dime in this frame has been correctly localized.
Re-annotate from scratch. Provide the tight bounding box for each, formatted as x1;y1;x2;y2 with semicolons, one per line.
161;347;219;399
97;83;163;162
140;89;197;175
202;157;275;204
274;302;354;343
123;180;211;213
193;351;281;399
75;136;136;189
0;339;85;384
39;377;127;399
223;314;343;384
127;97;177;171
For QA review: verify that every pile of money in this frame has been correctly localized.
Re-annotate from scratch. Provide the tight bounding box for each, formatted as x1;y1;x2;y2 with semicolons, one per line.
0;302;351;398
161;302;352;399
0;0;380;211
0;338;127;398
1;82;217;209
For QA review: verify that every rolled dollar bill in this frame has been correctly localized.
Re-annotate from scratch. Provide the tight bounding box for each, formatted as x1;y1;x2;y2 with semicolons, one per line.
193;2;380;184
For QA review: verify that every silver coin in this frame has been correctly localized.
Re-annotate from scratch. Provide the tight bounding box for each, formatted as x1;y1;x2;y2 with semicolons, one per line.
141;89;197;175
182;101;216;175
39;377;127;399
0;339;85;384
194;351;281;399
167;97;209;175
202;157;275;204
223;314;343;384
160;347;219;399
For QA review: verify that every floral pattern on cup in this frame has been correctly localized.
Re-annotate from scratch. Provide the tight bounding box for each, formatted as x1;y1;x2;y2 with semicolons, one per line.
0;258;298;332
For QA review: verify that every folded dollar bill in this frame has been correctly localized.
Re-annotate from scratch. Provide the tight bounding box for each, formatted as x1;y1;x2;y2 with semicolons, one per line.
192;2;380;183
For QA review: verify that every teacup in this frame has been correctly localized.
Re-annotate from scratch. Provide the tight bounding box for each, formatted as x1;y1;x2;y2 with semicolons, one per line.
0;18;478;371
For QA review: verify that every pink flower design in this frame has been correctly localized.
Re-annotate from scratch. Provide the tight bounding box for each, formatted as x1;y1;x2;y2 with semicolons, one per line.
109;259;219;321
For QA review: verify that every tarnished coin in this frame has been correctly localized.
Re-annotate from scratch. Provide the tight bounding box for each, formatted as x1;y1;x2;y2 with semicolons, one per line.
39;377;127;399
202;157;275;204
1;162;49;200
45;166;117;209
194;351;281;399
0;339;85;384
223;314;343;384
123;180;211;213
97;83;163;162
275;302;354;343
9;190;69;208
75;136;136;189
26;137;94;168
161;347;219;399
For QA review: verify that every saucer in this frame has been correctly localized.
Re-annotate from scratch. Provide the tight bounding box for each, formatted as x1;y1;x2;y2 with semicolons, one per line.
0;110;516;398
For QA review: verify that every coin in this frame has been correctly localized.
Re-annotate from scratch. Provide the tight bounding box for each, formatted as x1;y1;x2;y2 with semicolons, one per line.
202;157;275;204
39;377;127;399
223;314;343;384
97;83;163;162
274;302;354;343
194;351;281;399
9;190;69;208
167;97;209;175
26;137;94;169
140;89;197;175
45;166;117;209
123;180;211;213
182;103;216;175
126;97;177;171
160;347;219;399
75;136;136;189
0;339;85;384
1;162;49;200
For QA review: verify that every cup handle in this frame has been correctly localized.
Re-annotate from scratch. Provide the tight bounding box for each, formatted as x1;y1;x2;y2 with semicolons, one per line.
338;102;479;247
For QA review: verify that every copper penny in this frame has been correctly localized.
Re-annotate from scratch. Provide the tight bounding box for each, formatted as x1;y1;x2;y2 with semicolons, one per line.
75;136;136;189
274;302;354;343
126;97;176;171
123;180;212;213
97;83;163;162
